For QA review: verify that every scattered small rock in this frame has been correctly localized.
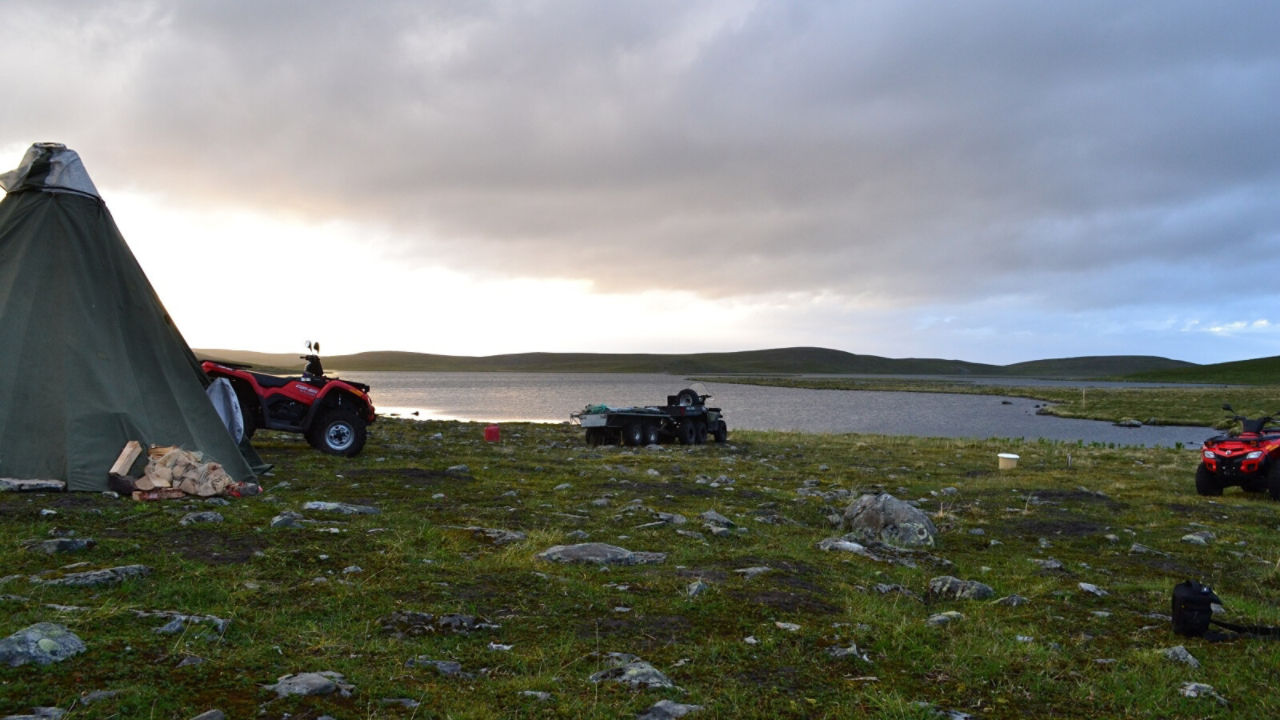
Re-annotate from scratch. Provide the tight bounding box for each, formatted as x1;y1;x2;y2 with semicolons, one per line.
406;657;473;678
1180;681;1228;706
1078;582;1108;597
589;653;677;689
927;576;994;601
22;538;95;555
269;511;306;528
637;699;703;719
35;565;150;588
263;671;354;698
301;501;380;515
1181;531;1215;546
1163;645;1200;668
179;511;223;526
535;543;666;566
926;611;964;627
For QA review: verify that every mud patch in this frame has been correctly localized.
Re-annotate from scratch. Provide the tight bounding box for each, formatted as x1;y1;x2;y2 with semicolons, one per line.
1010;516;1105;538
1030;489;1127;511
345;467;471;487
163;529;265;565
579;614;692;650
731;589;840;615
1120;553;1205;578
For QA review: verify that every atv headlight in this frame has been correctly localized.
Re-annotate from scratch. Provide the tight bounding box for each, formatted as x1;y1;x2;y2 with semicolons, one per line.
1203;450;1216;459
1246;450;1264;460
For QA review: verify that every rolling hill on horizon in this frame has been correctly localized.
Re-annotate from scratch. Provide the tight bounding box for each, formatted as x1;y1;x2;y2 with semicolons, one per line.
195;346;1198;379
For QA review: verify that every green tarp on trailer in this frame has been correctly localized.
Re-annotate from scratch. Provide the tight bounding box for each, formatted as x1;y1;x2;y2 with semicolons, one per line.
0;143;262;491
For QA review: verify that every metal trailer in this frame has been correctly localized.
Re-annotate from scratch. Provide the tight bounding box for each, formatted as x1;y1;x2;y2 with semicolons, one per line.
571;388;729;447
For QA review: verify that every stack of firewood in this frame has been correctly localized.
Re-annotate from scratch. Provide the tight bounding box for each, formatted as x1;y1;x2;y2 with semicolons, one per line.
108;441;234;499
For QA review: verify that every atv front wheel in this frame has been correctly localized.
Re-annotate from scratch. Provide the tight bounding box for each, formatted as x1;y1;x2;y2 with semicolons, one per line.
1195;463;1222;496
1268;462;1280;501
309;408;367;457
712;421;728;444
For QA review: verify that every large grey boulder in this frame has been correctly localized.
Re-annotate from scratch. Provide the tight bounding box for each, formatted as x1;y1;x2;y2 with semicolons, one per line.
0;623;86;667
841;493;938;548
535;543;666;566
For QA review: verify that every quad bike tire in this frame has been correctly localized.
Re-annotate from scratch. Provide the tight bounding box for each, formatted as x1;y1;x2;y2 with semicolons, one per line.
1268;462;1280;501
1195;463;1222;496
309;407;367;457
712;421;728;444
693;421;708;445
677;421;695;445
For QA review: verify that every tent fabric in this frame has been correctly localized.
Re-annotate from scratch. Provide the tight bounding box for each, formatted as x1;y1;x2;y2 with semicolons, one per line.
0;142;100;198
0;144;259;491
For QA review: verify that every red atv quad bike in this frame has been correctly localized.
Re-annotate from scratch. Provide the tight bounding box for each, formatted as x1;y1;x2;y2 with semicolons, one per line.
1196;404;1280;498
201;342;376;457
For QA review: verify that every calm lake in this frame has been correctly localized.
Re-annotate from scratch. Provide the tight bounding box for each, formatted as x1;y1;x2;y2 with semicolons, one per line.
339;371;1215;448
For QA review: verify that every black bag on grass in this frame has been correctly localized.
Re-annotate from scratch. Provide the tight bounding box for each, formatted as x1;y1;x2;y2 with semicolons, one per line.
1172;580;1280;641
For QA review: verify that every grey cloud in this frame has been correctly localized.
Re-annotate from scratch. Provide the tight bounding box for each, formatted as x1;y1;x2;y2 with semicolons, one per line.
3;0;1278;321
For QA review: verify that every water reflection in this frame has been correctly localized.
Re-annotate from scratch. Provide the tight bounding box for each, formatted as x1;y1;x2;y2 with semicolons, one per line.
340;371;1214;448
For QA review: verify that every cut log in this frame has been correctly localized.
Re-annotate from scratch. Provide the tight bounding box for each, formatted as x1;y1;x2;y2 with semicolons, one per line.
110;440;143;477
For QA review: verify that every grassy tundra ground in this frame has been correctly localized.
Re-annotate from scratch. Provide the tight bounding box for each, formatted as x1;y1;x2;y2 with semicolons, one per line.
3;418;1280;718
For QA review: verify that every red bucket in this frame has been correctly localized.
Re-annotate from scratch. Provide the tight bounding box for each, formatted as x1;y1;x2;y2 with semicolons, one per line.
483;424;500;442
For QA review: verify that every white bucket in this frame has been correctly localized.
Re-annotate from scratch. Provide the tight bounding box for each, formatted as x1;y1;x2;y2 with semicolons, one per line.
997;453;1020;470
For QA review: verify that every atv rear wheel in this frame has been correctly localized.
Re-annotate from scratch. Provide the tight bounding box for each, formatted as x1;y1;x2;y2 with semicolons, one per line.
1268;461;1280;501
309;407;367;457
1195;463;1222;496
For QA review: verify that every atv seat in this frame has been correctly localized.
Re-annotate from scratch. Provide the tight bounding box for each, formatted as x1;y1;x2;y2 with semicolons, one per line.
248;372;291;389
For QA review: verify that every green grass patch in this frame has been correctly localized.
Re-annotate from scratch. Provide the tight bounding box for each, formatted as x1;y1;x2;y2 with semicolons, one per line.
2;419;1279;718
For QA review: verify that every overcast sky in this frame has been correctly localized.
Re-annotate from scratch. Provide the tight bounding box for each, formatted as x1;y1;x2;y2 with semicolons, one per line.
3;1;1278;364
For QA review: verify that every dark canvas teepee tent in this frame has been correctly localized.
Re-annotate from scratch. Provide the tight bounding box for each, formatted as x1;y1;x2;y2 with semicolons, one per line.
0;143;258;491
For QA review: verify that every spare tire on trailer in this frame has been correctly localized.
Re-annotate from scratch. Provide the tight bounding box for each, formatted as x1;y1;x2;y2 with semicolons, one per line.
676;388;700;407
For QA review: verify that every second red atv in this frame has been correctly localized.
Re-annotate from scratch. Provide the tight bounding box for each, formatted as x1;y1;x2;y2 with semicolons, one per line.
202;343;376;457
1196;404;1280;498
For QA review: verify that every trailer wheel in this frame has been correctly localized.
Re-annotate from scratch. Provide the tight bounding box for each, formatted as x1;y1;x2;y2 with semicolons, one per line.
693;421;707;444
585;428;603;446
677;421;695;445
624;423;644;446
644;424;660;446
713;421;727;443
